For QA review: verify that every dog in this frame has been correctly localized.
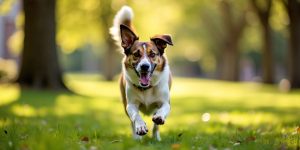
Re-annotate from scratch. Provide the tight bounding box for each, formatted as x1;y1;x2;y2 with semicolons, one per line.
110;6;173;141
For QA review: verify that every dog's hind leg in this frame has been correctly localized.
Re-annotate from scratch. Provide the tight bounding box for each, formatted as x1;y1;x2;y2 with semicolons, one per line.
152;124;161;141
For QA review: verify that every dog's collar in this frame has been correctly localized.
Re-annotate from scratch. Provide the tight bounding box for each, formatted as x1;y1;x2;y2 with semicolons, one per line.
132;84;153;91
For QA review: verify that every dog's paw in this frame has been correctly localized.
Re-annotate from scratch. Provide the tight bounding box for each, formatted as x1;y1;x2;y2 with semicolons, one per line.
152;115;165;125
135;120;148;135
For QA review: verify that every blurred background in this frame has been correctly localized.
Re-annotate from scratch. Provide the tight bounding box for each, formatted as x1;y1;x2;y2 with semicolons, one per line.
0;0;299;90
1;1;300;149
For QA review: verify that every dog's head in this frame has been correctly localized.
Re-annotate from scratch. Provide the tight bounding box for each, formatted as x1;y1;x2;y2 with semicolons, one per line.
120;24;173;87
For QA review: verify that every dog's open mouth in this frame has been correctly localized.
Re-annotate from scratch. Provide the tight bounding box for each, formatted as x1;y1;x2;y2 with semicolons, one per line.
139;72;151;87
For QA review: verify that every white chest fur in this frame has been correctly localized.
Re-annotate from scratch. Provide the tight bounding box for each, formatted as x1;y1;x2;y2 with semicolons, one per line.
125;66;170;114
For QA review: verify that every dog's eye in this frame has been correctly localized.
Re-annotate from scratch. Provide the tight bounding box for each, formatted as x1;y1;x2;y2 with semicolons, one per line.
133;52;141;57
149;53;156;58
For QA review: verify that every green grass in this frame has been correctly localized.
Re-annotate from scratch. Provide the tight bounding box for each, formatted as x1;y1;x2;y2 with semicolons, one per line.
0;74;300;150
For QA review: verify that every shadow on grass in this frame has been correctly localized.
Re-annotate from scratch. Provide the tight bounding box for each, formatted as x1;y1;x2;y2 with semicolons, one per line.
0;88;134;149
0;88;299;150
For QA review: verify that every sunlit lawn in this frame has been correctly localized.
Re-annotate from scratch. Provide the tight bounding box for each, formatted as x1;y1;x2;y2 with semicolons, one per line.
0;74;300;150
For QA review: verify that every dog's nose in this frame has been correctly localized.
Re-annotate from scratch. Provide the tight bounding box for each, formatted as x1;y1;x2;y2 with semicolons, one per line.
141;64;150;71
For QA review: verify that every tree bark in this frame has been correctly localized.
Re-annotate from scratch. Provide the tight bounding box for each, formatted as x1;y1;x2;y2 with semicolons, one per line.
219;0;246;81
100;0;119;81
220;41;239;81
261;21;274;83
17;0;68;90
251;0;274;84
103;35;118;81
284;0;300;88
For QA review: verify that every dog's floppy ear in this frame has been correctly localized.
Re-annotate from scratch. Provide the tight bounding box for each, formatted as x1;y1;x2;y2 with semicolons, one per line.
120;24;138;54
150;34;173;55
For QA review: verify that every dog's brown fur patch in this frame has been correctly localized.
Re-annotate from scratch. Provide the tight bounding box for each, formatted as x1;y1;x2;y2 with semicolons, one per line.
123;41;166;72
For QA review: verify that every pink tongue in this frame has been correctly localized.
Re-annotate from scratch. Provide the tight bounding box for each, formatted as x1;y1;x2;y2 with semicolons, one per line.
140;74;150;85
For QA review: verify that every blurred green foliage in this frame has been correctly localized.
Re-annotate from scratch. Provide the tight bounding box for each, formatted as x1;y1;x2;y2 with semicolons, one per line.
1;0;290;78
56;0;289;77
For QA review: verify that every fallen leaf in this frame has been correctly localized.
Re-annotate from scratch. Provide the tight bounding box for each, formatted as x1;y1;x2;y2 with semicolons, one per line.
81;136;89;142
237;127;244;132
20;144;29;150
246;136;256;142
171;143;181;150
296;126;300;134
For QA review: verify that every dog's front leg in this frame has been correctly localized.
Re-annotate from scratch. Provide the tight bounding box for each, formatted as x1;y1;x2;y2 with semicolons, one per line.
152;102;170;141
152;102;170;125
126;103;148;139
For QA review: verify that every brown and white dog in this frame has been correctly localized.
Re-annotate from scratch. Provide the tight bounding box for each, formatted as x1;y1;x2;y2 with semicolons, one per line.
110;6;173;141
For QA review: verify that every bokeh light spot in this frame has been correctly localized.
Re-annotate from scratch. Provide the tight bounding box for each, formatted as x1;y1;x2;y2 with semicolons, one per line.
202;112;211;122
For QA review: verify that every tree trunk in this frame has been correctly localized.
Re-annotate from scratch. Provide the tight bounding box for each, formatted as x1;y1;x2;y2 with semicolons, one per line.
218;0;246;81
220;41;239;81
251;0;274;84
261;20;274;83
17;0;67;90
287;0;300;88
100;0;119;81
103;36;117;81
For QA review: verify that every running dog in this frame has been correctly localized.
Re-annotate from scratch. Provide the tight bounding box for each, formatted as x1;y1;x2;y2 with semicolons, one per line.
110;6;173;141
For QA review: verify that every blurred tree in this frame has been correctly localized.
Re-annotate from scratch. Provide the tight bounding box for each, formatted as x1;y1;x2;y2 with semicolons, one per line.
282;0;300;88
184;0;250;79
219;0;247;81
56;0;102;52
17;0;68;90
251;0;274;84
99;0;118;81
56;0;122;81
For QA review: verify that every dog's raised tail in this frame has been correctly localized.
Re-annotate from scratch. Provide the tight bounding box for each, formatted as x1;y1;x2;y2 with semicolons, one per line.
110;6;134;47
